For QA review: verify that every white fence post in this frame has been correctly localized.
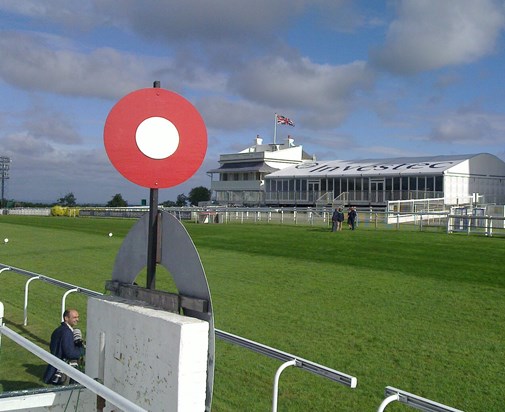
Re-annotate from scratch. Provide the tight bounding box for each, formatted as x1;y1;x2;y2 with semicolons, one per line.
61;288;79;320
0;325;148;412
24;276;40;326
0;301;3;348
377;393;399;412
272;359;298;412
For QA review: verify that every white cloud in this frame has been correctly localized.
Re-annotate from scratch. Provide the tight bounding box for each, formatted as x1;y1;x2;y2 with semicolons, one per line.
1;1;505;203
23;109;82;145
229;55;375;128
0;0;101;30
371;0;505;74
92;0;306;43
430;109;505;144
2;132;55;158
0;31;150;99
197;96;271;132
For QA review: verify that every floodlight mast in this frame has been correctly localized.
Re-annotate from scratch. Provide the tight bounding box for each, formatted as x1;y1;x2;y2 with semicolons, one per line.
0;157;10;208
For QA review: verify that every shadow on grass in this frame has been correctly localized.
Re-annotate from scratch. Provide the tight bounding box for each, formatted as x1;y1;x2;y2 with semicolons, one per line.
1;380;45;392
307;226;333;233
23;363;47;381
4;318;50;347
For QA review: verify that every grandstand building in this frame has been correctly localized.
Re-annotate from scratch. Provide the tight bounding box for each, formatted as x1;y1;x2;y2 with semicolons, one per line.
208;135;314;206
209;136;505;209
264;153;505;208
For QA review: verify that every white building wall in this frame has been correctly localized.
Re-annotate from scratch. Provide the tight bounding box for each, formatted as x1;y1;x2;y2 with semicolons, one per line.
444;175;471;205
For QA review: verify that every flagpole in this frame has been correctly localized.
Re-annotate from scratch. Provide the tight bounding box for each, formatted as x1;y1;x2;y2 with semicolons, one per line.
273;113;277;145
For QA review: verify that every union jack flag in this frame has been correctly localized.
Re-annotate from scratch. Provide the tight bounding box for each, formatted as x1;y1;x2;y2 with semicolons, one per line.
276;114;295;126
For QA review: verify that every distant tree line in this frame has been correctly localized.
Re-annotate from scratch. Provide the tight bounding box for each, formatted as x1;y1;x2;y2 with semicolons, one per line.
4;186;211;208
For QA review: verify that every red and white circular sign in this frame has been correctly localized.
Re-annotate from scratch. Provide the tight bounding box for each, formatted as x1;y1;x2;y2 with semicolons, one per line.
104;88;207;188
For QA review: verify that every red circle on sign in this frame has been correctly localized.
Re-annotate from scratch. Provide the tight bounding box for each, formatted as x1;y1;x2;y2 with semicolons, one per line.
103;88;207;188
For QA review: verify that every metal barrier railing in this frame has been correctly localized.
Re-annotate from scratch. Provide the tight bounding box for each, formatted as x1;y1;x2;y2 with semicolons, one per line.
1;264;356;411
0;324;147;412
378;386;464;412
215;329;357;387
215;329;357;412
0;264;102;326
1;264;464;411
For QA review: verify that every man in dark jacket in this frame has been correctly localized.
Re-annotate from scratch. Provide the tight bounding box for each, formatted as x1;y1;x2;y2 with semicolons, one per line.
348;207;357;230
331;207;345;232
43;309;84;384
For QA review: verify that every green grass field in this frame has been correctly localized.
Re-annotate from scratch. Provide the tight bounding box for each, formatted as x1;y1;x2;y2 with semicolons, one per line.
0;215;504;411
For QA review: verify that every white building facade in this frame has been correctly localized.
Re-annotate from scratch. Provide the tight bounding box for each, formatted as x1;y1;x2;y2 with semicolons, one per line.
264;153;505;208
208;136;314;206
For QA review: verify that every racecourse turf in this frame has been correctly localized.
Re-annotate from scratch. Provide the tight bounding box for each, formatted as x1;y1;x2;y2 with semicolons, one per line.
0;215;504;411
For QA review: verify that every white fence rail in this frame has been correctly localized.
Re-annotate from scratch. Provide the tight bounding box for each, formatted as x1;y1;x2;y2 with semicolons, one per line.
3;205;505;237
378;386;464;412
1;265;357;411
1;265;464;411
0;325;148;412
1;208;51;216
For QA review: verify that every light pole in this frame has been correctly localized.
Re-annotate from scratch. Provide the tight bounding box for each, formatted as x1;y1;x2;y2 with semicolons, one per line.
0;156;10;208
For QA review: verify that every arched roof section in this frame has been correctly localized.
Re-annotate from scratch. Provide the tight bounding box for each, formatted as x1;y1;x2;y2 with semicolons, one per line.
265;153;505;179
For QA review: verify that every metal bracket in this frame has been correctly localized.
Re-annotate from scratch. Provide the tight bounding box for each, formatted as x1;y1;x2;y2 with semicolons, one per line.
105;281;209;313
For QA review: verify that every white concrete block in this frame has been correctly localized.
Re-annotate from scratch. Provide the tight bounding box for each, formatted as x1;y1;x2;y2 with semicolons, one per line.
86;297;209;412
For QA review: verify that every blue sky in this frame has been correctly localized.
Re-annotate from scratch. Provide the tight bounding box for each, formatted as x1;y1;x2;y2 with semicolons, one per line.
1;0;504;204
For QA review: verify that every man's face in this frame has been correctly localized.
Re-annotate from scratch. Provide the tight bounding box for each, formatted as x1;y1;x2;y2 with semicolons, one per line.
65;310;79;327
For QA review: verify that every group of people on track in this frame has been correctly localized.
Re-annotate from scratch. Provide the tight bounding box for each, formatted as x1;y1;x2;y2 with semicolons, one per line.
331;206;357;232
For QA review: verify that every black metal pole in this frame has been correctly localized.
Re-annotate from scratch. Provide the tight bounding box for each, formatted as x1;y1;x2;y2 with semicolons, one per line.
146;80;161;289
146;187;158;289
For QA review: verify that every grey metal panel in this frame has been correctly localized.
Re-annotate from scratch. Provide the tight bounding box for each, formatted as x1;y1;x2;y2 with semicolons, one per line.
111;214;149;283
159;213;212;311
111;211;215;412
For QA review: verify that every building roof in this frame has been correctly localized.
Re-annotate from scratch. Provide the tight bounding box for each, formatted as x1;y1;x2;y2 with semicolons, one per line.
266;153;505;178
208;161;279;174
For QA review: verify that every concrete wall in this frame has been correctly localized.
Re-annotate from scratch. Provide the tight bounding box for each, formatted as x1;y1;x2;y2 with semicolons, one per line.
86;297;209;412
0;387;95;412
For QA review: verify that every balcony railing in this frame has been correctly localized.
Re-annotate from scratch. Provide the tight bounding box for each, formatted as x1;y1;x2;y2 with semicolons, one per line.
265;190;445;205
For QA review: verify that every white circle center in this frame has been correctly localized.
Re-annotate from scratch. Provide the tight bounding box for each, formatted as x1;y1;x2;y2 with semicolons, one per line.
136;117;179;159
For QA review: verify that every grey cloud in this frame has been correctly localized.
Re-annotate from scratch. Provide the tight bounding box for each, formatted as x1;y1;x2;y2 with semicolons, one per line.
2;132;122;202
0;0;361;45
197;97;271;132
229;56;375;128
92;0;305;44
430;110;505;143
0;0;103;31
434;72;462;90
370;0;505;74
2;132;55;157
230;56;373;107
0;31;150;99
23;111;81;145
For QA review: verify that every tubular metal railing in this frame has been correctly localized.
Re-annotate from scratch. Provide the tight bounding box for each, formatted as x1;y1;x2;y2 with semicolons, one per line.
1;265;466;411
1;264;357;411
378;386;464;412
